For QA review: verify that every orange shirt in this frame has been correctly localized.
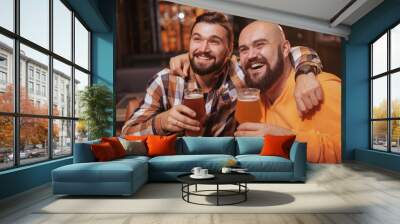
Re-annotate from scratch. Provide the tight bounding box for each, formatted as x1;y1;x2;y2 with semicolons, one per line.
259;70;341;163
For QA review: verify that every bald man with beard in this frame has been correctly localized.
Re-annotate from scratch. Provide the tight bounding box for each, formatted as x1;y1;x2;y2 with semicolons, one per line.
235;21;341;163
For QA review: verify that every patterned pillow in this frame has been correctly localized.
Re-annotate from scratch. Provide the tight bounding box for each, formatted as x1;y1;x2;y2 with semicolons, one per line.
119;138;147;156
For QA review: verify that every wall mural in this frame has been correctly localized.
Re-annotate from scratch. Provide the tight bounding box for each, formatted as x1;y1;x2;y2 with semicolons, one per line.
116;0;342;163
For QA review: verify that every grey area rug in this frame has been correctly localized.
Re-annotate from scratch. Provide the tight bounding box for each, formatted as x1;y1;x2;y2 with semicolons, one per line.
37;183;362;214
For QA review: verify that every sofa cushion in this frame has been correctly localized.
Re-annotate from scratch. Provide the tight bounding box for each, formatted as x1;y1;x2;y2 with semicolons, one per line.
114;155;150;164
177;137;235;155
236;155;293;172
148;154;235;172
52;158;147;183
235;137;263;155
73;140;100;163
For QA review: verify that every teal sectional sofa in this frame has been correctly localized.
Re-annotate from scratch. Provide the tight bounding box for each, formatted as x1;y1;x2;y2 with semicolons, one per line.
52;137;307;196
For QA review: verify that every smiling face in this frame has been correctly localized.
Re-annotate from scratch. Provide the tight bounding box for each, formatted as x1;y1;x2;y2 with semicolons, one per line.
238;21;290;92
189;22;231;76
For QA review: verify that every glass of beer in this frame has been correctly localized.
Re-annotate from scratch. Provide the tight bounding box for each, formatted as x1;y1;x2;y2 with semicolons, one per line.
182;88;206;136
235;88;262;124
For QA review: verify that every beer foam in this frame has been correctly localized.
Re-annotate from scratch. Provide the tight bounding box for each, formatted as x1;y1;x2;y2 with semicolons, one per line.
238;95;259;101
185;93;203;99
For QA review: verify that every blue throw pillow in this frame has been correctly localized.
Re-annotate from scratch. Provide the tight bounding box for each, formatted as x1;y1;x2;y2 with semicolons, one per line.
235;137;264;155
177;137;235;155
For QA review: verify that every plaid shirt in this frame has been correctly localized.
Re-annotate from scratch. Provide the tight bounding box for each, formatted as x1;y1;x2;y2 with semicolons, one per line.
121;46;322;137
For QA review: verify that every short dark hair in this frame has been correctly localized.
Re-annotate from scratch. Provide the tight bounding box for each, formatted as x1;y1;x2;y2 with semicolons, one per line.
190;12;233;49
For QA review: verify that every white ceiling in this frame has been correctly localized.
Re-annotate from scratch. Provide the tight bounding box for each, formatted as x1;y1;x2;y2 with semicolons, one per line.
225;0;352;23
167;0;384;38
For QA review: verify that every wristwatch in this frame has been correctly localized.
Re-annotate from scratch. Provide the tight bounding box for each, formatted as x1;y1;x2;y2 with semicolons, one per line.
295;64;319;80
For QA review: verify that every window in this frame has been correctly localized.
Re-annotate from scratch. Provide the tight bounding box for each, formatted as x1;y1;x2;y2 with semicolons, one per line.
0;54;7;88
42;85;46;97
0;0;91;170
0;116;13;170
35;70;41;81
0;71;6;85
0;34;13;113
0;0;14;32
28;81;34;94
74;69;89;119
53;59;72;117
20;117;49;165
0;54;8;90
53;119;72;158
0;55;7;67
74;18;89;70
0;72;6;88
53;0;72;60
371;23;400;154
28;67;34;80
20;0;49;49
36;83;40;95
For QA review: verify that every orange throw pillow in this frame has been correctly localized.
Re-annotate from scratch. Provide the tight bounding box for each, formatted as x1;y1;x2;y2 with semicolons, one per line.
260;135;296;159
101;137;126;158
91;142;117;161
125;135;148;141
146;135;177;157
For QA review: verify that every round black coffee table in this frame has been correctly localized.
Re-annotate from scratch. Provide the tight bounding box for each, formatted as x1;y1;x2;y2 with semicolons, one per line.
177;173;255;206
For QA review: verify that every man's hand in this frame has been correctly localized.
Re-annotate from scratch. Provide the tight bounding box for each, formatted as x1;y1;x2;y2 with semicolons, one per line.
234;123;294;137
294;72;323;117
157;105;200;133
169;53;190;77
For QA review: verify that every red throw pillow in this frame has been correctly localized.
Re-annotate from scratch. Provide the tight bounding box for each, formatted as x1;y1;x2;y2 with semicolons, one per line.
260;135;296;159
101;137;126;158
91;142;117;161
146;135;177;157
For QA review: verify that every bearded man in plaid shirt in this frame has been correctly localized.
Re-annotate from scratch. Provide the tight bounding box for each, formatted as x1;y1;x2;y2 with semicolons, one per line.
122;12;324;137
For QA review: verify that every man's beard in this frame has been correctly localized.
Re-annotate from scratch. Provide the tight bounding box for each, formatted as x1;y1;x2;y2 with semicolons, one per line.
189;52;225;76
244;49;284;93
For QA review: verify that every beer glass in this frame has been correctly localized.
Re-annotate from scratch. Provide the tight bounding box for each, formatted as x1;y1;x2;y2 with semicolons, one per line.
183;88;206;136
235;88;262;124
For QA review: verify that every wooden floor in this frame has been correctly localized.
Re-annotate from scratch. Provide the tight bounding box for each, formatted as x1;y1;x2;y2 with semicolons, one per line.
1;162;400;224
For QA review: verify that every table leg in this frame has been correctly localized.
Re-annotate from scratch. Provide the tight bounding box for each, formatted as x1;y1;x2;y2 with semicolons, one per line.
181;184;183;199
187;184;190;202
217;184;219;206
245;183;247;201
195;184;197;192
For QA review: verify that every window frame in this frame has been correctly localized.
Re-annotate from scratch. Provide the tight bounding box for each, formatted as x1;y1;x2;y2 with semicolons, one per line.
0;0;92;171
370;20;400;154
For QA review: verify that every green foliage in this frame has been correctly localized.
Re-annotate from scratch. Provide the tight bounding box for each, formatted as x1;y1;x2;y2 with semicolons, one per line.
79;84;113;140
